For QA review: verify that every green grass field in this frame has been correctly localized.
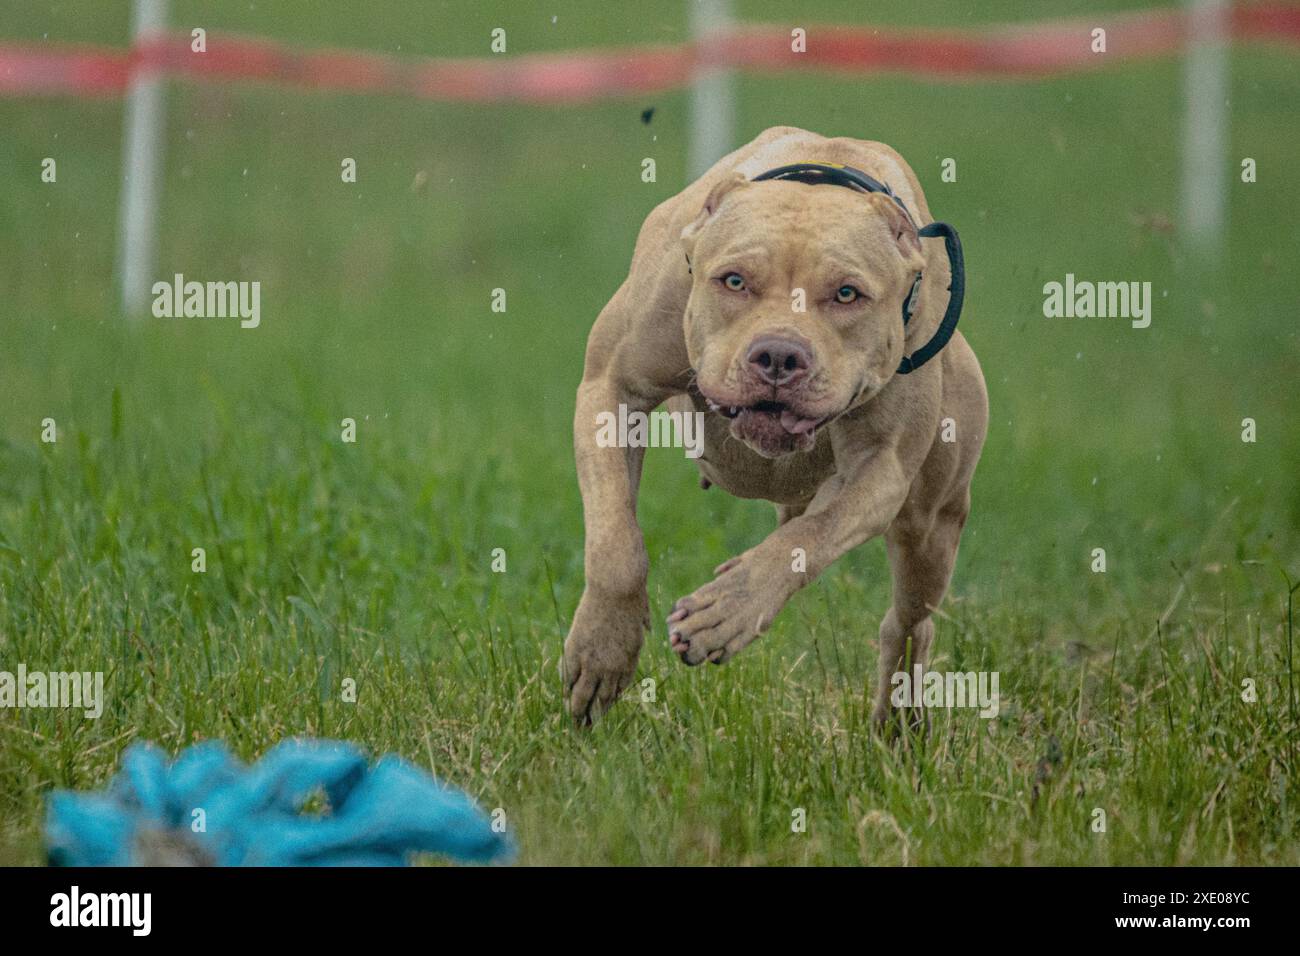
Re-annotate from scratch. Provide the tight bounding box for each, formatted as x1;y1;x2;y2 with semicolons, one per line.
1;0;1298;865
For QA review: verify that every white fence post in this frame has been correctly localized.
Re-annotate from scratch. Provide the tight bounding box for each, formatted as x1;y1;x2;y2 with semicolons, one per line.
688;0;735;181
1180;0;1228;262
116;0;168;316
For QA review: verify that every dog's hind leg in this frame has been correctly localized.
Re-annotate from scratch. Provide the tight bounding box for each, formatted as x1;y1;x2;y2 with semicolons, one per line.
872;494;969;729
774;502;807;526
874;611;935;734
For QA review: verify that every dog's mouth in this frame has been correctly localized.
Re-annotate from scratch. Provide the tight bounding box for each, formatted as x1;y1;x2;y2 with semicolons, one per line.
704;397;825;435
701;393;830;458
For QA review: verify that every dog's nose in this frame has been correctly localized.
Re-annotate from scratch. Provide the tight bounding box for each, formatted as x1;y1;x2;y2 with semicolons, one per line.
747;336;812;386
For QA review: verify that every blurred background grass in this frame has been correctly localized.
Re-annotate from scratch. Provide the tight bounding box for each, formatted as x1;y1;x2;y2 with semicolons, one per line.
0;0;1297;865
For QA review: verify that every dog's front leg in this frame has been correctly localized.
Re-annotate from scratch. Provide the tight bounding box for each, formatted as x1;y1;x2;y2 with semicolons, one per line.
669;446;910;666
562;375;659;724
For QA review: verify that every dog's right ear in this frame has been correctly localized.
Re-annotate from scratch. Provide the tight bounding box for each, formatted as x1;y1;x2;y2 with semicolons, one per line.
680;172;749;254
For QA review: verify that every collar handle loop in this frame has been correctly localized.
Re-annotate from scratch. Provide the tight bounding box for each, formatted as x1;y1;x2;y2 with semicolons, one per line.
896;221;964;375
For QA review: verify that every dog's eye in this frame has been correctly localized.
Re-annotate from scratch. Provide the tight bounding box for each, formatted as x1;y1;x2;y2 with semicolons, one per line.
835;285;861;304
722;273;746;292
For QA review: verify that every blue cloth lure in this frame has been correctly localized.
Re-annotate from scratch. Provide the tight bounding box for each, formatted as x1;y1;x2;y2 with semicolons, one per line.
46;739;513;866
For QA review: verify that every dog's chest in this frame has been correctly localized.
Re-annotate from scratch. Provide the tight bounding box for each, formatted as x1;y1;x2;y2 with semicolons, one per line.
692;408;836;505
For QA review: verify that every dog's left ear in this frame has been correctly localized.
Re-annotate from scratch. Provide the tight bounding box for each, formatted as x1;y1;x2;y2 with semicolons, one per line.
868;193;925;271
680;172;749;252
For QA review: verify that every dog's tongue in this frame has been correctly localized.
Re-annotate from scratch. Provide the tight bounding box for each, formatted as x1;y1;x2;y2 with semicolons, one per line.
780;410;819;435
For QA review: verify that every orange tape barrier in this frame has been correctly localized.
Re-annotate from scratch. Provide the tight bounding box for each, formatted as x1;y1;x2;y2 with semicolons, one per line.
2;4;1298;102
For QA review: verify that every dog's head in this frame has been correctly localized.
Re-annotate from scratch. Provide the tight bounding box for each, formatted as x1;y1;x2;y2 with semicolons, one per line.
681;172;925;458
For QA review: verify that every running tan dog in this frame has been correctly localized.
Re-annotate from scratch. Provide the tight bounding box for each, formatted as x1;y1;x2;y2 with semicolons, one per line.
562;126;987;726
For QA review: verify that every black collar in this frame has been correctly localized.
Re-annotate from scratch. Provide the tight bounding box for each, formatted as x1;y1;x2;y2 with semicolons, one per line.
750;162;965;375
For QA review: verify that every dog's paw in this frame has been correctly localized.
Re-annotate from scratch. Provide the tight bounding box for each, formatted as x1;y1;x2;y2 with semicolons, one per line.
562;589;648;726
871;701;932;740
666;552;791;666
